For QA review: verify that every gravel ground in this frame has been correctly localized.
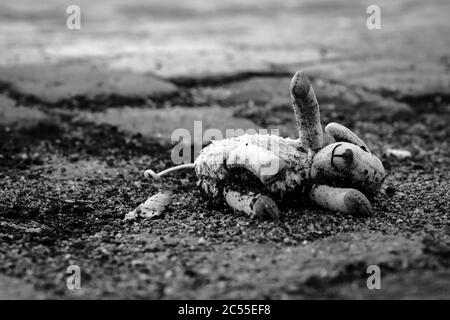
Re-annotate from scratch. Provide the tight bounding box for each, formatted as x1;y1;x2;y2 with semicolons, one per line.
0;0;449;299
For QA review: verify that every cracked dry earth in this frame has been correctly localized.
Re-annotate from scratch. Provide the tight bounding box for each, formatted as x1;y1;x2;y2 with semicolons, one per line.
0;0;450;299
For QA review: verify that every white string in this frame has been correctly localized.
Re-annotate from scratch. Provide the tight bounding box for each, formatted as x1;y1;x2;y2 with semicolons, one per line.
144;163;195;179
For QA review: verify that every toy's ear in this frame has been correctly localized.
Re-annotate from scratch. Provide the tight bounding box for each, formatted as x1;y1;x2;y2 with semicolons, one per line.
290;71;323;152
325;122;371;153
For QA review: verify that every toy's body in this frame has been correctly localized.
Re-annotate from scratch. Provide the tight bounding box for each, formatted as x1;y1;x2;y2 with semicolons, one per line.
145;71;386;219
195;134;308;197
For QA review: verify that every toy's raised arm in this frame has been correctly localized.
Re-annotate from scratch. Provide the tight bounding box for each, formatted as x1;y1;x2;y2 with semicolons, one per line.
290;71;323;152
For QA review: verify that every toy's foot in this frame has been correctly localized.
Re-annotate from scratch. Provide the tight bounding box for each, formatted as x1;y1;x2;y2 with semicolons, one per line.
223;189;279;220
309;185;372;216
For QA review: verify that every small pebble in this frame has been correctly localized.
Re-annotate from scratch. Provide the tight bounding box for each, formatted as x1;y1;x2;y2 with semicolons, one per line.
25;227;43;234
385;186;396;196
133;181;142;188
386;148;412;159
68;154;79;162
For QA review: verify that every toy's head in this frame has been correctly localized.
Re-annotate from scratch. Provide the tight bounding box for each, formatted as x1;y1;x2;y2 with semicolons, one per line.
310;142;385;194
290;70;386;195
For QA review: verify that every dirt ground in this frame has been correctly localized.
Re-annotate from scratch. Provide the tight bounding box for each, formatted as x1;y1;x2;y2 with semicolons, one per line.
0;0;449;299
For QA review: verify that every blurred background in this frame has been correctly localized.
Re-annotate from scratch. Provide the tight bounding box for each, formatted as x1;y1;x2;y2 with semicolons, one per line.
1;0;449;142
1;0;449;77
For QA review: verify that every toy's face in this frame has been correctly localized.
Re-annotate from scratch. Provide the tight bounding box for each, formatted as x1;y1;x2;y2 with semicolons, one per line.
310;142;385;194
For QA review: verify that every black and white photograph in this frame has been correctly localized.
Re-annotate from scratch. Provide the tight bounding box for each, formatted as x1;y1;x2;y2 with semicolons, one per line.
0;0;449;305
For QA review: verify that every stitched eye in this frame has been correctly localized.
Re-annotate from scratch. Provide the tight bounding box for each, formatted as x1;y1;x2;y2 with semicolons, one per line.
342;149;354;165
331;144;354;171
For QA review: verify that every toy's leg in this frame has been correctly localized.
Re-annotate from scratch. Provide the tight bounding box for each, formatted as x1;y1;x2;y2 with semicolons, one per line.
223;189;279;220
309;185;372;216
325;122;371;153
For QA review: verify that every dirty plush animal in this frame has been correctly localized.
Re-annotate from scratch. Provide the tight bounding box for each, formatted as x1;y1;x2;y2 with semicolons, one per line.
145;71;386;219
